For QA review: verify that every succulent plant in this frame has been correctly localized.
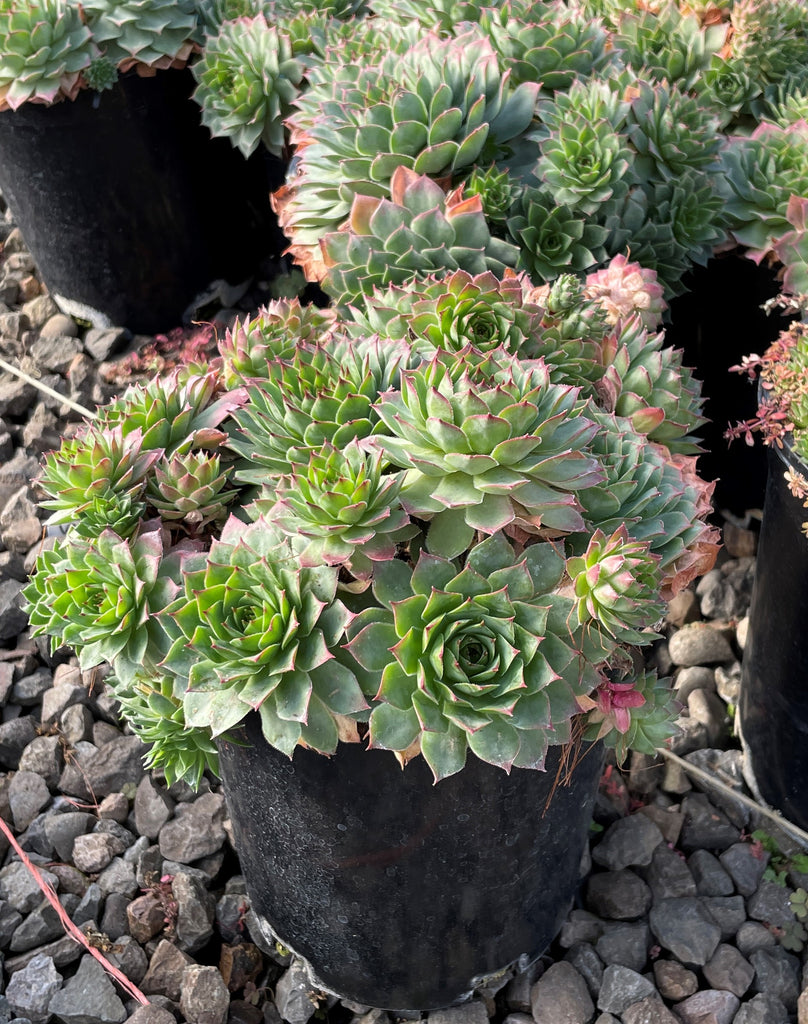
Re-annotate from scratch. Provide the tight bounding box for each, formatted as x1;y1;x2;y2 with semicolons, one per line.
219;299;338;386
0;0;97;109
320;168;520;304
345;269;546;360
111;673;220;787
345;532;616;780
371;350;603;552
37;425;161;526
366;0;494;33
146;451;238;531
566;525;664;642
192;16;304;157
273;30;539;273
81;0;198;70
480;0;615;93
612;2;727;91
583;254;667;331
508;186;610;282
163;515;368;756
24;279;716;787
255;439;414;577
23;523;180;685
462;165;523;228
726;0;808;99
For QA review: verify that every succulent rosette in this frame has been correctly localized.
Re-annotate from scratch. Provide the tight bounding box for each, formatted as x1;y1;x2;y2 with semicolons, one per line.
255;439;415;577
23;523;180;685
371;350;604;554
344;532;616;781
146;451;238;531
81;0;198;70
191;15;304;157
508;187;609;282
581;668;680;763
162;516;368;755
583;254;666;331
0;0;97;110
566;525;664;643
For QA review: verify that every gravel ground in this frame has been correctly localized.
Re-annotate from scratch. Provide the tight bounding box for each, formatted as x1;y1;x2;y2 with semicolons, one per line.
0;199;805;1024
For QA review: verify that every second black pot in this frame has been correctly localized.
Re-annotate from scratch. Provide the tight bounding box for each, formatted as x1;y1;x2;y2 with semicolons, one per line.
739;440;808;830
219;716;603;1012
0;70;285;334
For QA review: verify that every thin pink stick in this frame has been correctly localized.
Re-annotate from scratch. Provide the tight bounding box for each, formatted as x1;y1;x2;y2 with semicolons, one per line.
0;814;150;1005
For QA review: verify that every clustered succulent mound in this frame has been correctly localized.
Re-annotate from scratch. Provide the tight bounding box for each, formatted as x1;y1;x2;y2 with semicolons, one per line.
25;257;719;786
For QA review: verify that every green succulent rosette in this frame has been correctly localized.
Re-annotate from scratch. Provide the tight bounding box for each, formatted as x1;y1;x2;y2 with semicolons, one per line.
254;439;415;577
110;673;220;787
582;667;678;763
566;525;664;643
146;451;238;531
81;0;198;69
0;0;97;110
162;516;368;755
23;523;180;685
508;188;609;283
344;532;616;781
370;349;603;554
192;15;304;157
37;425;161;527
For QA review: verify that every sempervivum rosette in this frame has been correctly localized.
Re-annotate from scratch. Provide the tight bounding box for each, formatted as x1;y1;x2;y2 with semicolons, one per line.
344;532;616;781
191;15;304;157
371;349;603;554
23;523;180;685
0;0;97;109
163;516;368;755
345;270;546;359
81;0;198;70
273;29;538;275
320;168;519;304
255;439;415;577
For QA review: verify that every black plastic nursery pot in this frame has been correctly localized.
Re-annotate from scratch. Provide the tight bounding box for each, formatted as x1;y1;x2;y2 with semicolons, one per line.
218;714;603;1012
665;255;789;516
0;69;284;335
739;439;808;831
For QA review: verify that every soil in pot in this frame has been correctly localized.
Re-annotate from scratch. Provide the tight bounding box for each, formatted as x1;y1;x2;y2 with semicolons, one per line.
218;715;603;1012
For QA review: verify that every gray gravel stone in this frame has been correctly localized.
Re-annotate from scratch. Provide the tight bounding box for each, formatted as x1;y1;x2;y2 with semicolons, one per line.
701;895;747;939
719;842;769;896
140;940;194;1002
596;964;654;1015
96;858;138;899
530;962;594;1024
733;993;790;1024
648;897;721;965
687;849;734;896
591;814;663;871
0;581;28;642
586;870;651;920
668;623;734;665
8;772;49;831
735;920;778;956
678;793;740;851
594;922;649;972
123;1007;177;1024
672;988;740;1024
749;947;801;1011
0;863;59;915
59;704;94;746
179;965;230;1024
0;718;37;771
673;666;716;701
8;899;63;952
43;812;96;862
173;872;215;954
158;792;226;863
133;777;174;840
274;961;321;1024
48;954;126;1024
72;883;103;927
641;844;697;900
621;995;680;1023
563;943;603;999
72;833;124;873
5;953;61;1024
18;736;62;790
702;942;754;997
747;879;796;928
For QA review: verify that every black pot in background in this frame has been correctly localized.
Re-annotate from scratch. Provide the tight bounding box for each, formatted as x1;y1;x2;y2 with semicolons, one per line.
665;256;789;517
219;715;603;1012
0;69;285;335
739;440;808;831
